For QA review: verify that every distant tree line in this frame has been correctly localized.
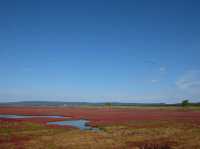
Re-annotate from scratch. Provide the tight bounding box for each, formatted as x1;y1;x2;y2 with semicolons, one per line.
181;100;190;107
181;100;200;107
103;100;200;107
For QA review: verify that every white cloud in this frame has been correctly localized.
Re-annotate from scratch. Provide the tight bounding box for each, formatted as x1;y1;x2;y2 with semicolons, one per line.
159;67;166;72
151;79;158;83
176;70;200;94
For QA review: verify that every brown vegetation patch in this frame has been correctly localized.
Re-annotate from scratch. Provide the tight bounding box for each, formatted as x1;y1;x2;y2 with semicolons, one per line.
127;139;176;149
139;143;171;149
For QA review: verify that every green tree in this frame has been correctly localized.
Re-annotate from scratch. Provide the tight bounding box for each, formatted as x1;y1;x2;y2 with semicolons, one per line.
105;102;112;107
181;100;190;107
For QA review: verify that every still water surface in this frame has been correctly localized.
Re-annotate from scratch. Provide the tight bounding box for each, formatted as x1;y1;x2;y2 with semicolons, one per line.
0;114;99;131
48;119;99;131
0;114;65;118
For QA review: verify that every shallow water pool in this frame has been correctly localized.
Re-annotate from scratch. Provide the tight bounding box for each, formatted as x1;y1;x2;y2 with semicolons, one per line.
0;114;99;131
47;119;99;131
0;114;65;119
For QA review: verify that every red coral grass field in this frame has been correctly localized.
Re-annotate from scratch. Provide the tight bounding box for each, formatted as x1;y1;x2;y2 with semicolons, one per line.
0;106;200;149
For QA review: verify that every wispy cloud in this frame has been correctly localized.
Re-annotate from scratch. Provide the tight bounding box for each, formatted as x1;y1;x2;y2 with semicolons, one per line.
151;79;158;83
144;60;157;65
176;70;200;94
159;67;166;72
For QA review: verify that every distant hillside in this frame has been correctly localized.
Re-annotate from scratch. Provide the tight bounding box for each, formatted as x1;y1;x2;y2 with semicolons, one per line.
0;101;199;107
0;101;167;107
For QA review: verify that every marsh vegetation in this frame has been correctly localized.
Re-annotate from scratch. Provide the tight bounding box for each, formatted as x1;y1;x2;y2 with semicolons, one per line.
0;107;200;149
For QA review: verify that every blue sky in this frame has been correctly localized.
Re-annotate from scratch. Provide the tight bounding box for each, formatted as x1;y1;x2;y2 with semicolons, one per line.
0;0;200;103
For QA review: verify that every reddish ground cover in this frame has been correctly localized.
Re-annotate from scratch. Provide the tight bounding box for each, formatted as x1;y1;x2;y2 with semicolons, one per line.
0;106;200;126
